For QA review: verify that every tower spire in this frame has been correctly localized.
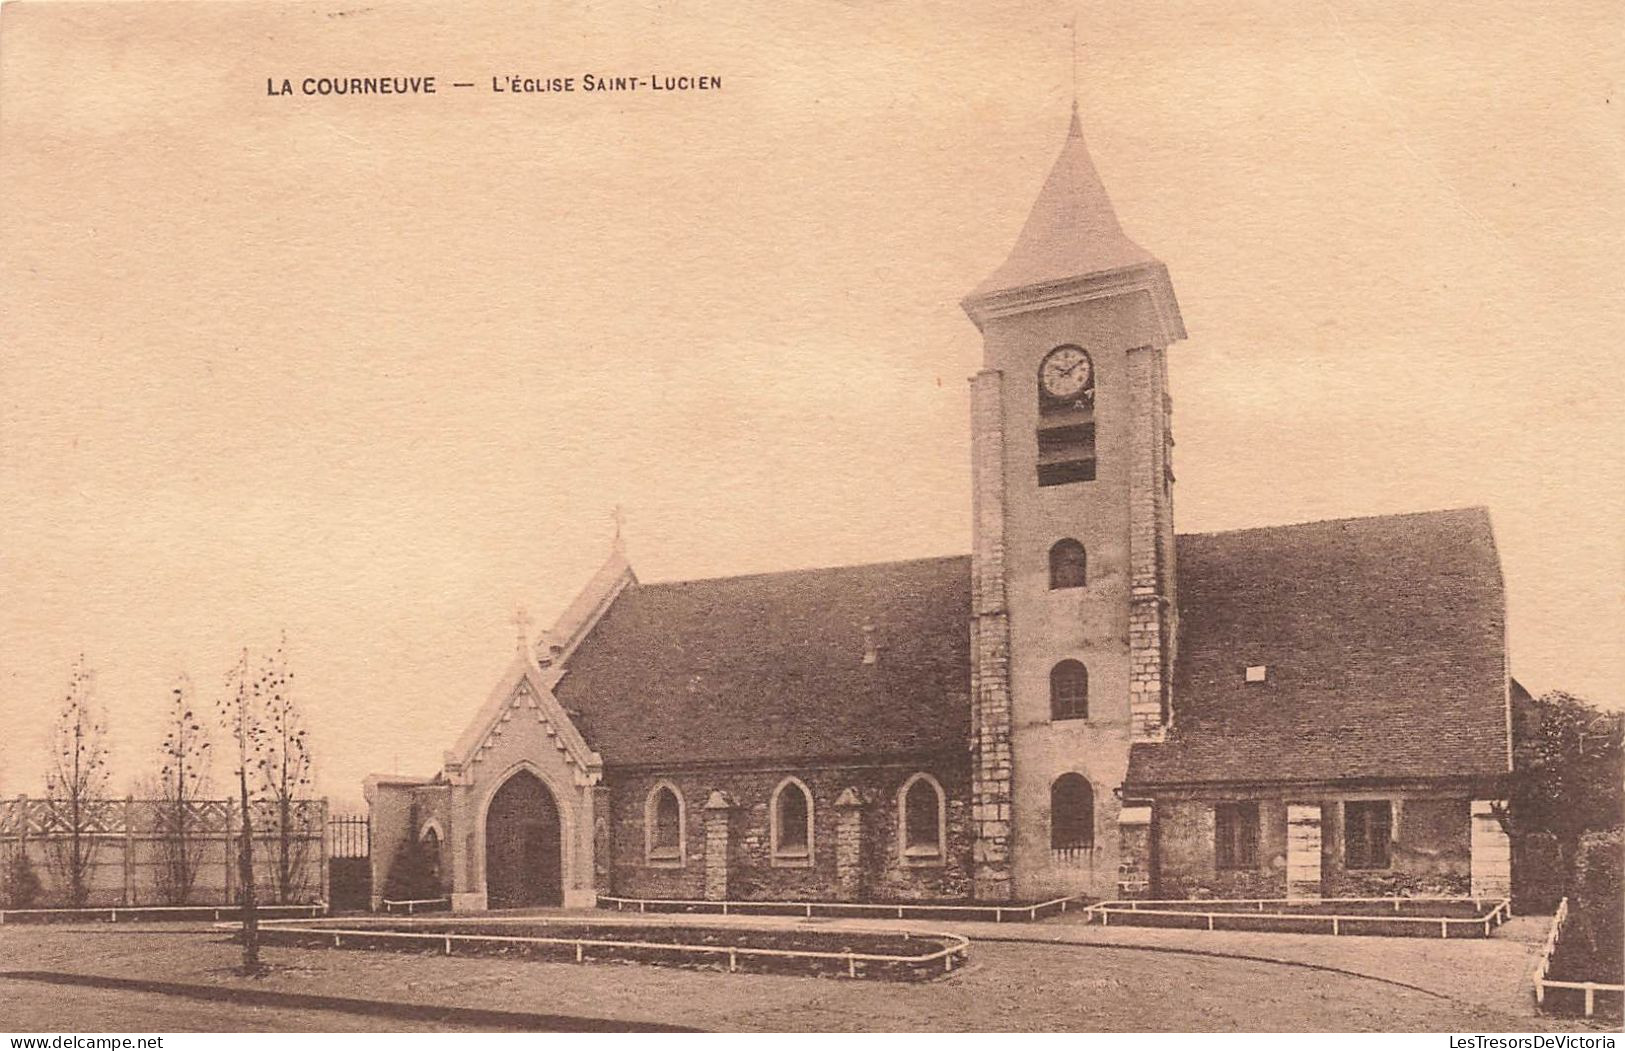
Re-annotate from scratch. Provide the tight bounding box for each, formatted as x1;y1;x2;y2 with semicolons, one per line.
964;108;1153;307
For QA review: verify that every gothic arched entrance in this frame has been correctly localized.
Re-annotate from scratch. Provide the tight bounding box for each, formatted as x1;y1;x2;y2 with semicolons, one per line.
483;770;563;908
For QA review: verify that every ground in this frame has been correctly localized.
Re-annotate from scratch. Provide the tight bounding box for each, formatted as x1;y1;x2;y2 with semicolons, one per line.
0;910;1599;1032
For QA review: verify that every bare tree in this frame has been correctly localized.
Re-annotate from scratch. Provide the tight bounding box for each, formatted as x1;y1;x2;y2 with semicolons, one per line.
253;634;314;904
153;673;211;905
44;655;110;908
218;648;261;975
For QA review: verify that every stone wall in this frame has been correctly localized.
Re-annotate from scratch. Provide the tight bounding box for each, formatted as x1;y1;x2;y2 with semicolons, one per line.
1320;798;1472;897
606;761;973;903
1149;794;1472;899
1154;798;1288;899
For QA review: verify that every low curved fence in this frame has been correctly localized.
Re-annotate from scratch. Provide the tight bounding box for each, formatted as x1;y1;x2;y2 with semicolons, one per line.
236;915;969;981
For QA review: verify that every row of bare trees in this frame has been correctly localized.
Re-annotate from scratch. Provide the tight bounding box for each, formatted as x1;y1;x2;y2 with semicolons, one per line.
13;636;315;936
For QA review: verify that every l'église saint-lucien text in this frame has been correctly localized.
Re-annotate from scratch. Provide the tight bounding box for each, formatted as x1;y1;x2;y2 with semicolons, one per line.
266;73;722;97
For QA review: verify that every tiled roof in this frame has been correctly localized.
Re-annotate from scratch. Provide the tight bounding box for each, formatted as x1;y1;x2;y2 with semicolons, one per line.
555;509;1509;784
554;555;972;767
1127;507;1511;789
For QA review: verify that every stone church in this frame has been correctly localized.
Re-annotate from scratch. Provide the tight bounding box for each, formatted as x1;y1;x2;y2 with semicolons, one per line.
366;107;1515;910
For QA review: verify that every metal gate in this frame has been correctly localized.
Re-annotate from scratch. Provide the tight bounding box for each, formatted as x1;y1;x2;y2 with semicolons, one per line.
327;814;371;912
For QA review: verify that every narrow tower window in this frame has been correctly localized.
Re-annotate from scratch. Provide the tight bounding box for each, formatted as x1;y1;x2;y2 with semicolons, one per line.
1049;539;1088;589
1050;660;1089;720
1050;774;1095;851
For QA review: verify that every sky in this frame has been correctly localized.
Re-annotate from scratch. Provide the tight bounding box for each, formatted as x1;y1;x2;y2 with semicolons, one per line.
1;0;1620;808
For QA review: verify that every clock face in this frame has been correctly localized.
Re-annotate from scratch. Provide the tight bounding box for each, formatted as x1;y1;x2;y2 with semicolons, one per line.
1040;346;1093;400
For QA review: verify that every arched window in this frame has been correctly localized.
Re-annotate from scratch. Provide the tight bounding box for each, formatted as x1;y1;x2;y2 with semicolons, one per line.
771;778;814;866
1049;539;1088;589
1050;660;1089;720
420;825;443;892
898;773;945;865
1050;774;1095;851
644;782;686;866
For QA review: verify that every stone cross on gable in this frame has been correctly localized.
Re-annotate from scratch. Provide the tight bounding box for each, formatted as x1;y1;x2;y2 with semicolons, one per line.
513;606;533;655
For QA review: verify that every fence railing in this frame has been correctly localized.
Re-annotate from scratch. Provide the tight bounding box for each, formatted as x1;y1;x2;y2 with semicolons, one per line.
327;814;370;859
597;894;1085;923
1532;897;1625;1018
1086;896;1512;938
380;897;450;915
0;903;326;924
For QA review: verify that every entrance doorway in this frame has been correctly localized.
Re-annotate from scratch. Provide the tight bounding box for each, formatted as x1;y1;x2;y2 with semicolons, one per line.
483;770;563;908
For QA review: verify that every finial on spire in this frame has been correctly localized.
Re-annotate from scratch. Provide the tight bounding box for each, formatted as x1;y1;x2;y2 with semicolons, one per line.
1070;16;1078;104
610;503;627;555
512;606;533;655
1068;14;1083;137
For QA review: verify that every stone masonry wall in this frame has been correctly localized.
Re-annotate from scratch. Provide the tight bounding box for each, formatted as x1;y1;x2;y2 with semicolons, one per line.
1155;798;1288;899
1127;346;1170;743
968;367;1014;901
1320;798;1472;897
607;763;973;903
1150;794;1474;899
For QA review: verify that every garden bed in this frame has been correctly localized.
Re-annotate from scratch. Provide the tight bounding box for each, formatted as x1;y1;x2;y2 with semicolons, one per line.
597;893;1083;923
1089;896;1511;938
246;916;969;981
0;903;326;925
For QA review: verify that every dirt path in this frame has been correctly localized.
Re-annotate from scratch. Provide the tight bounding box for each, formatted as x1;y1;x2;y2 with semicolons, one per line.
0;919;1570;1032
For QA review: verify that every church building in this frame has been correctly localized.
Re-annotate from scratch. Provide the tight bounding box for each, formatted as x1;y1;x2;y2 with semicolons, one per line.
365;107;1515;910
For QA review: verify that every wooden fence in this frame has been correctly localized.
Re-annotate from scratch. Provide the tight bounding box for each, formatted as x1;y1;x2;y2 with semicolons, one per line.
1533;897;1625;1018
0;795;327;907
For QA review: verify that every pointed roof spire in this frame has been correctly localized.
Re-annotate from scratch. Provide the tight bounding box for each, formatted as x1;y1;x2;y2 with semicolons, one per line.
967;108;1156;303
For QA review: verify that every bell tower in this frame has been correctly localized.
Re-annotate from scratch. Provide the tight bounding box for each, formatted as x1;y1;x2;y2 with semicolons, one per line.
963;105;1185;900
